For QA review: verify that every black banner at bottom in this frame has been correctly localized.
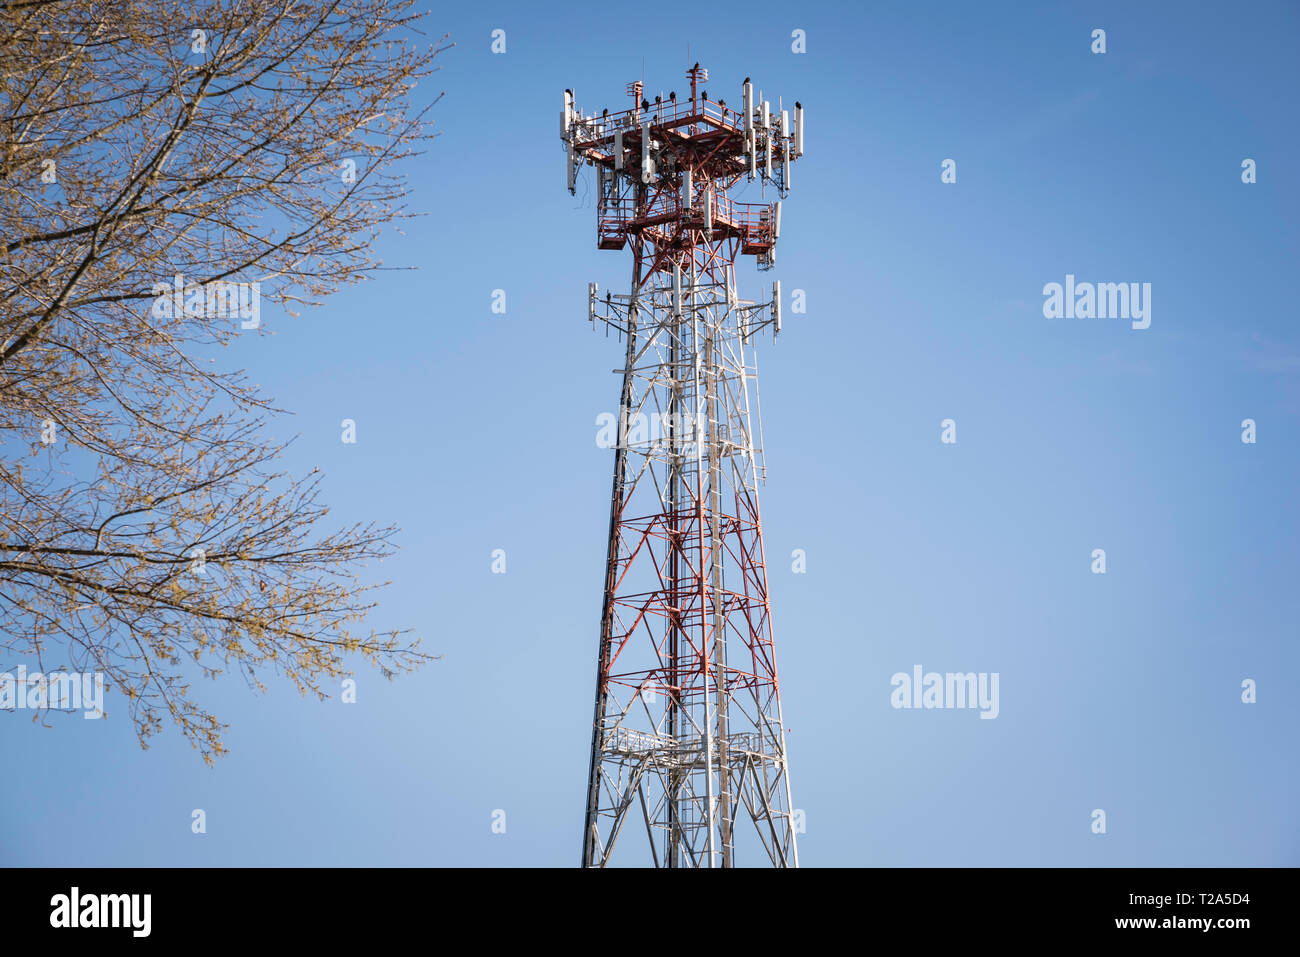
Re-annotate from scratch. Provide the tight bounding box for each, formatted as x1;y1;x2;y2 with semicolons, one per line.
0;866;1280;943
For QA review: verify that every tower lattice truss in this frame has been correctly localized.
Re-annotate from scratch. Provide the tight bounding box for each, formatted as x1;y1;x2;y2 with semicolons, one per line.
562;66;805;868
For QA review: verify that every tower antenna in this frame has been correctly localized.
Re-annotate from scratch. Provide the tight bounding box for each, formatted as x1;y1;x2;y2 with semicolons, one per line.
560;69;806;868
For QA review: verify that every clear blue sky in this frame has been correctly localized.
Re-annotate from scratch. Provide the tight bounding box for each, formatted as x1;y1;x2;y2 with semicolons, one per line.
4;0;1297;867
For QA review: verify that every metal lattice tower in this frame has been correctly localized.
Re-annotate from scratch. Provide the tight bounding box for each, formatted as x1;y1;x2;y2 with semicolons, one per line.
561;66;805;868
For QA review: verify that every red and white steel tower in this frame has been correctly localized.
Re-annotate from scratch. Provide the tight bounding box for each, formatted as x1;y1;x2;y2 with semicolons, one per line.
562;66;804;868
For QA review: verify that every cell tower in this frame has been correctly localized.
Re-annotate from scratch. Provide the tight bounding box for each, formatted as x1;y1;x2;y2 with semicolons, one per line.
562;66;804;868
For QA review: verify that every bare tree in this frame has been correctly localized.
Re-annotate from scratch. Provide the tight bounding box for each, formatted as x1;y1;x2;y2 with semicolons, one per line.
0;0;450;762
